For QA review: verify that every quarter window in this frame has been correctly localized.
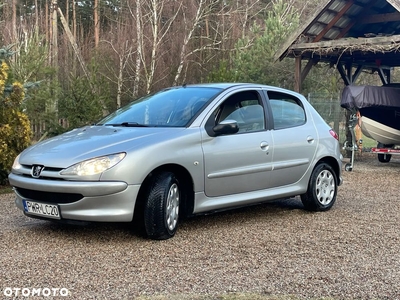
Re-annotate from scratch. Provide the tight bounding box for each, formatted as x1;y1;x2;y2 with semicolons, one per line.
268;92;306;129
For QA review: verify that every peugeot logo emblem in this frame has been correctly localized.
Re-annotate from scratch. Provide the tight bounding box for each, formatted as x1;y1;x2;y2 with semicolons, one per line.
31;165;44;178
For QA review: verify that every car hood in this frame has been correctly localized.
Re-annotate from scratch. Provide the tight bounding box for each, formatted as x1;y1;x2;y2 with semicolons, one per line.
19;126;185;167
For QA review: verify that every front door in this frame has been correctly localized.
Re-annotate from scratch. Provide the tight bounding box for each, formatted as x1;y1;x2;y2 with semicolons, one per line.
201;89;273;197
202;130;273;197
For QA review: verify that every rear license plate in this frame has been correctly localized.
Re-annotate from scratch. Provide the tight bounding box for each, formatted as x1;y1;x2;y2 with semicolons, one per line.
23;200;61;220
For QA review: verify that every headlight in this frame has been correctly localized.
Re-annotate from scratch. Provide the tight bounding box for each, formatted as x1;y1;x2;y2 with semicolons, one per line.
12;154;22;170
60;153;126;176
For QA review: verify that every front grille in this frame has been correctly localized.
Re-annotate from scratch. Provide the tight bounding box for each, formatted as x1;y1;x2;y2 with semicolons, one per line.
16;188;83;204
20;164;64;180
21;164;63;172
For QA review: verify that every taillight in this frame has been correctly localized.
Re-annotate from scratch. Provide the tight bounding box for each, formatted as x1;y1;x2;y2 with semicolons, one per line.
329;129;339;141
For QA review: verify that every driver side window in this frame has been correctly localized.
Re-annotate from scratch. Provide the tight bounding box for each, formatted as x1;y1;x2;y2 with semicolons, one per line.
217;91;265;133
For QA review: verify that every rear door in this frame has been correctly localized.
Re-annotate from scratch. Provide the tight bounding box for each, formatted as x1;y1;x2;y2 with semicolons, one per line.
265;90;318;187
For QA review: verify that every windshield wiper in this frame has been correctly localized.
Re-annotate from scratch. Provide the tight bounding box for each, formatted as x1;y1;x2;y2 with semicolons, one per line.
105;122;149;127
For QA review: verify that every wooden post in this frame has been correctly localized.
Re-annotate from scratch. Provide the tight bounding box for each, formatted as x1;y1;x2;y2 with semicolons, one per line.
294;56;301;93
334;92;340;140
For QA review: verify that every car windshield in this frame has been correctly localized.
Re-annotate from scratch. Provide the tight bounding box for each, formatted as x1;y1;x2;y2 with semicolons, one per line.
98;86;222;127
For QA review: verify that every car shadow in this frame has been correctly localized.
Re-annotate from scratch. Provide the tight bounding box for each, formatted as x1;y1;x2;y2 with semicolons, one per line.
181;196;305;227
15;197;306;241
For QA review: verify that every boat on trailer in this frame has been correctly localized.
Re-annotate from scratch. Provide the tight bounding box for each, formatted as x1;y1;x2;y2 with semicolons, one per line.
340;85;400;170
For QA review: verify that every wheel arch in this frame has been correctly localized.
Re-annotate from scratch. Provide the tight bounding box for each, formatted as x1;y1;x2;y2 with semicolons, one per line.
314;156;341;184
134;163;195;221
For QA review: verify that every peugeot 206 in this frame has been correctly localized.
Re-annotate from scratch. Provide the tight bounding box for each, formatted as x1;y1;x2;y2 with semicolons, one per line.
9;83;343;240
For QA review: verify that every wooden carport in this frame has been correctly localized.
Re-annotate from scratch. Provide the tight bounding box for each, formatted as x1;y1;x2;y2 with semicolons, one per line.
276;0;400;92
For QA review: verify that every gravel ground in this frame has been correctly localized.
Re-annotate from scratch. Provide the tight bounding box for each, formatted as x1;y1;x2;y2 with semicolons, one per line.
1;153;400;300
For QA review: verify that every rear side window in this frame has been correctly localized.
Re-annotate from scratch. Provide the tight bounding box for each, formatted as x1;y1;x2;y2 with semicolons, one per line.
267;92;306;129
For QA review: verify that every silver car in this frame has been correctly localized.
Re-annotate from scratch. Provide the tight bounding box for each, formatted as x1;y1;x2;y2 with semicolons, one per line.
9;83;343;240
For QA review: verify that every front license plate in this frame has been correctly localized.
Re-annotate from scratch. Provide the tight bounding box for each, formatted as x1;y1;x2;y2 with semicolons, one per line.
23;200;61;220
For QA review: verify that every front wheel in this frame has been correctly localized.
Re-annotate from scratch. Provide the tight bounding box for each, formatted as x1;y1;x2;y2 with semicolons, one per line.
301;163;337;211
144;172;180;240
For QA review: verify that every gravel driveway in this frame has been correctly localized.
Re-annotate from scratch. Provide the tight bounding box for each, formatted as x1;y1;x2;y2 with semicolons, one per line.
1;153;399;300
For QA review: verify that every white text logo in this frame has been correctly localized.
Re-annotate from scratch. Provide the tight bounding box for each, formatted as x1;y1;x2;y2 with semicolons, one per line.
3;287;69;297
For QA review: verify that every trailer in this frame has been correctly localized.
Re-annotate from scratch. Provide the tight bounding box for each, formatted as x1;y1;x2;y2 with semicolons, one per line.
371;145;400;163
342;112;400;171
341;85;400;171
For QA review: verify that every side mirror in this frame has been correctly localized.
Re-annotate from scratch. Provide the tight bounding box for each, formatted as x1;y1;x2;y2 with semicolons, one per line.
213;120;239;136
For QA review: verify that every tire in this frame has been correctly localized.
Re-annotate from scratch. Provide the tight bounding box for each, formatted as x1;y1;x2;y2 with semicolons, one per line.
143;172;180;240
301;163;337;211
344;163;352;172
378;154;391;163
377;143;392;163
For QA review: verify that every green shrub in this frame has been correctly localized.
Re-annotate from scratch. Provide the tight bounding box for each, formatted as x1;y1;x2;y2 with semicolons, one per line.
0;50;32;184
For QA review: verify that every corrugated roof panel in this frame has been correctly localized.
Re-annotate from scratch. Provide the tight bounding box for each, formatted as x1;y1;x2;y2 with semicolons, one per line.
335;16;351;28
327;0;347;12
318;11;337;24
307;23;326;36
326;28;341;39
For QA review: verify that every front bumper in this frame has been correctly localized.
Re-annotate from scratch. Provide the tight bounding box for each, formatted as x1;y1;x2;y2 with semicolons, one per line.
9;173;140;222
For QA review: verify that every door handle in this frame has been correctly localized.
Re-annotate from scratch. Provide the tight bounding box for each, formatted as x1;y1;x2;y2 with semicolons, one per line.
260;141;269;151
307;136;314;143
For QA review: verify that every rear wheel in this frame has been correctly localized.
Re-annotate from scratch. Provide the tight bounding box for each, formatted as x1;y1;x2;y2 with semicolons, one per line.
301;163;337;211
143;172;180;240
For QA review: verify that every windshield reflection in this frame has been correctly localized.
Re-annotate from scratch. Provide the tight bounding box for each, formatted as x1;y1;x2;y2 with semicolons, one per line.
98;86;222;127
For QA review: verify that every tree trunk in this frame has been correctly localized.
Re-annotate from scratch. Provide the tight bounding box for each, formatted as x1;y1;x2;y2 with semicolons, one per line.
12;0;17;44
173;0;205;85
47;0;51;65
34;0;39;36
49;0;59;116
52;0;58;68
72;0;77;74
66;0;69;25
133;0;142;97
73;0;76;39
94;0;100;48
117;54;124;108
147;0;160;94
58;8;91;87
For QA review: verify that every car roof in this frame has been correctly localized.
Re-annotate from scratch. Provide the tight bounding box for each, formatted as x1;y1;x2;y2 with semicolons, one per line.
180;83;262;89
175;83;304;99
